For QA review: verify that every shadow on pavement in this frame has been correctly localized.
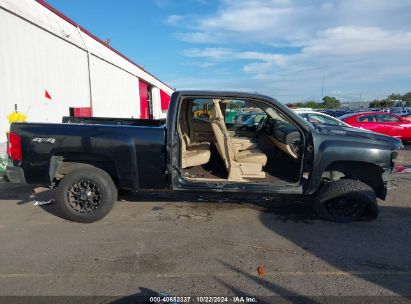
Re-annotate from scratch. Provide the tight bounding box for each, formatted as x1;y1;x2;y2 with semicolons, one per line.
119;190;316;222
0;182;34;204
1;179;411;298
259;203;411;297
0;183;65;218
110;287;160;304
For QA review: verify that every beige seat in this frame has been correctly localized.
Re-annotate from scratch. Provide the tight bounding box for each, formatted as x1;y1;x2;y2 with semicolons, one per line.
236;149;267;164
231;138;258;151
179;108;211;169
216;110;257;151
210;99;267;181
180;107;210;150
181;143;211;169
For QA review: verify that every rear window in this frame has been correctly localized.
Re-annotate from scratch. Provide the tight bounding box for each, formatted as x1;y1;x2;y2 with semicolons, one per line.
376;114;400;122
357;115;376;122
192;99;213;121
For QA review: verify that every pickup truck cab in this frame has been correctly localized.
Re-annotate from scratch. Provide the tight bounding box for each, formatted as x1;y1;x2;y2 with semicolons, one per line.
6;91;403;223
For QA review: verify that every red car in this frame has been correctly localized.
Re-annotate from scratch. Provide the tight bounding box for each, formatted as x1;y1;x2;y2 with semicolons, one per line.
339;112;411;141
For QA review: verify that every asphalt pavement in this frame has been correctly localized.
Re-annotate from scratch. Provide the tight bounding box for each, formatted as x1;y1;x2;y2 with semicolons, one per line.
0;146;410;302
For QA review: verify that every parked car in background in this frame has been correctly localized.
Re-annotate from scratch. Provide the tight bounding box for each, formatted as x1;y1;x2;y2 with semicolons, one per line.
389;107;411;115
234;111;267;126
234;112;256;125
339;112;411;141
294;110;351;127
243;113;267;126
401;113;411;122
322;109;356;117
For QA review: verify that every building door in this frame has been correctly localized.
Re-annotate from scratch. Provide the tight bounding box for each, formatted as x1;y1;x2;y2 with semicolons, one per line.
139;80;153;119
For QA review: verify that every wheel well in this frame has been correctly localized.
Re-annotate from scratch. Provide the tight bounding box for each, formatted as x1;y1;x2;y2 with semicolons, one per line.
322;161;386;199
50;153;118;185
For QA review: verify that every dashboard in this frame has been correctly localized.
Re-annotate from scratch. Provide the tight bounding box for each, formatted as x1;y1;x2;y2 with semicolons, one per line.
257;117;302;158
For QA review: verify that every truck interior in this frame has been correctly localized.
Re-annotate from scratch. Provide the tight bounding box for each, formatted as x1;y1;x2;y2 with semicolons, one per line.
178;98;304;185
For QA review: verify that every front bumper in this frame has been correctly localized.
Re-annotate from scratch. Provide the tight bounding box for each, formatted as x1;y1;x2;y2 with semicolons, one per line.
6;166;26;184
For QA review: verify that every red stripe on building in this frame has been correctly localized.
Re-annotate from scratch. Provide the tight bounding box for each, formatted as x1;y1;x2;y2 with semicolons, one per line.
139;80;149;119
160;89;170;110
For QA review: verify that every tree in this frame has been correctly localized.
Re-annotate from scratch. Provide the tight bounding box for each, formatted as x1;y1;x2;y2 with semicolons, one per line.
286;101;322;108
228;101;244;110
369;100;381;108
305;101;322;109
402;92;411;106
388;93;402;101
380;99;395;108
322;96;341;109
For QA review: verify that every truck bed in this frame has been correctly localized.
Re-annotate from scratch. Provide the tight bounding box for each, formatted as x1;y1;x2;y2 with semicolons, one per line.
8;121;167;189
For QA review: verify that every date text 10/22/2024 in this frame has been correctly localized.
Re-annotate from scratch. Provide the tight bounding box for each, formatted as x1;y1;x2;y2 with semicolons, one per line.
149;296;258;303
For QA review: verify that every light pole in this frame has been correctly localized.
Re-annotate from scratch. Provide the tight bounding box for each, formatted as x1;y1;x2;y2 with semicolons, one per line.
321;75;325;100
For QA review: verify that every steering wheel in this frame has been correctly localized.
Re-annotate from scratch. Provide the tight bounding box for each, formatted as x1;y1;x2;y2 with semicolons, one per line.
256;117;267;134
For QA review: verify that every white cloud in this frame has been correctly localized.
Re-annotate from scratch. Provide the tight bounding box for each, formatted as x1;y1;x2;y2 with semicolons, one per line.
183;48;286;64
175;0;411;44
166;0;411;101
166;15;184;26
303;27;411;56
183;48;234;60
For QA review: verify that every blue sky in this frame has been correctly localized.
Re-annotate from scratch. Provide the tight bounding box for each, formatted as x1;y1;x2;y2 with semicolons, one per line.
47;0;411;103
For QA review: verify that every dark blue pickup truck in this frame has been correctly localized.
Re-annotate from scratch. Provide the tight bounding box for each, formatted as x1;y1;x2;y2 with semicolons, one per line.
6;91;403;223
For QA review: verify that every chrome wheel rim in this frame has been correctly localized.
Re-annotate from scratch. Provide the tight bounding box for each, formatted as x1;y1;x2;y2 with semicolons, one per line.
67;179;102;213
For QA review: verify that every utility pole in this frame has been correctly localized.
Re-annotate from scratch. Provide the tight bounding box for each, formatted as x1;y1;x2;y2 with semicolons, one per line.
321;75;325;100
359;93;362;109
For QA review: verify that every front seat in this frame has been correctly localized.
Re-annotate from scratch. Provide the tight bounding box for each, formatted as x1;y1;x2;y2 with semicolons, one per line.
219;103;258;151
210;99;267;181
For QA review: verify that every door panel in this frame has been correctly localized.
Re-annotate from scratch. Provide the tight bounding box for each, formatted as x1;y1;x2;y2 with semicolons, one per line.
359;121;381;132
375;114;403;137
376;123;403;137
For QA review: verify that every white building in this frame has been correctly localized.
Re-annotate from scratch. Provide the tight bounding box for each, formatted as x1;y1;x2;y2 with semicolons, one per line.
0;0;174;144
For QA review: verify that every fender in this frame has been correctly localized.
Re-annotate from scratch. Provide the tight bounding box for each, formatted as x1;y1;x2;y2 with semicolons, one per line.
304;138;393;195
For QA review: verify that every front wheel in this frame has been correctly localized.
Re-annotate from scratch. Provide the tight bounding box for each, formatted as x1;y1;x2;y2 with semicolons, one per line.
55;167;117;223
314;179;378;223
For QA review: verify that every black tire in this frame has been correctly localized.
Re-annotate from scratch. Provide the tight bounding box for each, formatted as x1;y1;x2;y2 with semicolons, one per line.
55;167;117;223
314;179;378;223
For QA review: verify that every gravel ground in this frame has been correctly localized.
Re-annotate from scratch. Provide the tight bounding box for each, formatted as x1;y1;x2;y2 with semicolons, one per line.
0;147;410;302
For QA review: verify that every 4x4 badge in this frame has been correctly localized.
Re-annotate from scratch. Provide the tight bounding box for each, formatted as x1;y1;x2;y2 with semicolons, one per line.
32;137;56;144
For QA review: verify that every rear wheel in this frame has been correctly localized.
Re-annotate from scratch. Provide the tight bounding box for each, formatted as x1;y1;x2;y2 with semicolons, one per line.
55;167;117;223
314;179;378;223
